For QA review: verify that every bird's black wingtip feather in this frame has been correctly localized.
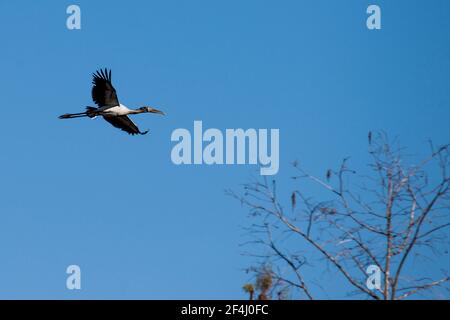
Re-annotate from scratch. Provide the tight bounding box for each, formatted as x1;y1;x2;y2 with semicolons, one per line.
132;130;149;136
92;68;113;82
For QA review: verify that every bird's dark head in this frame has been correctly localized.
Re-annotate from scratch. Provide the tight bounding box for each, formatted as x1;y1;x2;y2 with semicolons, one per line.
140;106;165;115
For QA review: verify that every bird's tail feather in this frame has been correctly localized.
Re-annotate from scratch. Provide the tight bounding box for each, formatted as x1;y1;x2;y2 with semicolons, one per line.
85;107;98;118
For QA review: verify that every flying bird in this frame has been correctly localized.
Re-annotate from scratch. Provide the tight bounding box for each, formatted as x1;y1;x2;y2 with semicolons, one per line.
59;68;164;135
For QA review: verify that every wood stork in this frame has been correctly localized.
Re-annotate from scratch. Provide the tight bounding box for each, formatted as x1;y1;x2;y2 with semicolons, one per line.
59;68;164;135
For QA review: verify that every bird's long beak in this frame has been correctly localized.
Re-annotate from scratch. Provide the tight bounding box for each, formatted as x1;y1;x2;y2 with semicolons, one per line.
150;108;165;115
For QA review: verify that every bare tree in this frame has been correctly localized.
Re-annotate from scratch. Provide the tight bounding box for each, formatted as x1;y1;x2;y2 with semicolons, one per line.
229;133;450;300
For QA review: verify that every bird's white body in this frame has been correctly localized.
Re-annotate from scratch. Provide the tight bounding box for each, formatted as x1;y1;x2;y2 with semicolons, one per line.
100;104;131;116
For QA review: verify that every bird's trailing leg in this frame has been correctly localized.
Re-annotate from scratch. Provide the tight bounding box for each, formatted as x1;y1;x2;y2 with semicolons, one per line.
58;112;89;119
58;107;99;119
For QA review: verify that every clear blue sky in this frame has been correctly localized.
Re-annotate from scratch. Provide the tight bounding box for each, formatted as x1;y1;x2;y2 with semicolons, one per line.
0;1;448;299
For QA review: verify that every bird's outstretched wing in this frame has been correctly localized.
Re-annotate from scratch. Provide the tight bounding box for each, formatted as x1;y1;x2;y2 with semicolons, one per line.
103;115;148;135
92;68;119;108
